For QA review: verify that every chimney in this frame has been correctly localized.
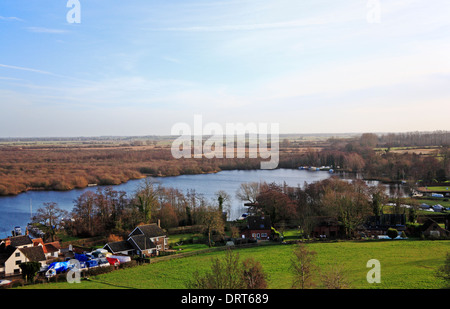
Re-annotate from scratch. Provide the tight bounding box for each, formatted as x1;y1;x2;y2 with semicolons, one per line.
157;219;160;228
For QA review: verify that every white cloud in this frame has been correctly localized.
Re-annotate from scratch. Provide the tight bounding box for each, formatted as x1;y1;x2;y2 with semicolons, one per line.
26;27;69;34
0;63;54;75
0;16;24;22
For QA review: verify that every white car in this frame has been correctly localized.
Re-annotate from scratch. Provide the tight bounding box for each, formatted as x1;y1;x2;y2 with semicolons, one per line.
0;280;12;286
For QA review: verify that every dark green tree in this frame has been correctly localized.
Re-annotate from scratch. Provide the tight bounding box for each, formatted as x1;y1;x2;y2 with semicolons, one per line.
19;262;41;283
435;252;450;286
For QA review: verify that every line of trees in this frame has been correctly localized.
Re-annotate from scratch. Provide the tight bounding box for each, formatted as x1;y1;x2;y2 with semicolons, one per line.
288;133;449;184
61;180;227;239
237;177;390;238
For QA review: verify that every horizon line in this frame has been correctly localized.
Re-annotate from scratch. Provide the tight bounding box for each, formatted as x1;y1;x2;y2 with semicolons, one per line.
0;130;448;140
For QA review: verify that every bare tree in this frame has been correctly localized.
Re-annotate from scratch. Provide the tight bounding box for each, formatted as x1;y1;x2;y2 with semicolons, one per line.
321;178;372;237
236;182;262;205
72;191;96;236
187;249;268;289
242;257;268;289
290;244;318;289
187;249;245;289
215;190;231;218
32;202;68;242
198;206;225;247
320;264;351;289
134;179;159;224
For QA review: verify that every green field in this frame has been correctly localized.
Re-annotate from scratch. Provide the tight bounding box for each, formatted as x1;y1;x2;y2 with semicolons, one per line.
418;198;450;208
20;240;449;289
422;186;450;192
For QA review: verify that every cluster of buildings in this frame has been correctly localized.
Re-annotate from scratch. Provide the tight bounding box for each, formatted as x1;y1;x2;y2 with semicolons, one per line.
0;223;168;279
0;235;60;278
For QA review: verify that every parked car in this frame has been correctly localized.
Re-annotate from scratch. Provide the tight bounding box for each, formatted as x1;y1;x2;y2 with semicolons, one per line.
98;257;110;267
106;257;120;266
419;203;430;209
0;280;12;286
432;204;444;212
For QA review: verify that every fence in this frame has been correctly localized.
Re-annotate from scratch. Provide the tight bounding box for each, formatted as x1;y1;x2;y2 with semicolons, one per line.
149;241;279;264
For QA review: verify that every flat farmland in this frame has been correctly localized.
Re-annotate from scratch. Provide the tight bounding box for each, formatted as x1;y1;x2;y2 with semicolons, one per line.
0;138;322;196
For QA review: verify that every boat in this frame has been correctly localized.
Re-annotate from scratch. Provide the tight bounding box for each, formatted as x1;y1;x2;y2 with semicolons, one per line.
106;257;120;266
109;255;131;263
45;261;70;278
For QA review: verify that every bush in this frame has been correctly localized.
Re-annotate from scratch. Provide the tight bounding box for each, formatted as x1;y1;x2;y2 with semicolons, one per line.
387;228;398;239
85;266;114;276
119;260;137;269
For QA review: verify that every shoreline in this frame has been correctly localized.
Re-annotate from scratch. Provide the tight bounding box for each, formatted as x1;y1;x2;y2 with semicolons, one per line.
0;167;410;198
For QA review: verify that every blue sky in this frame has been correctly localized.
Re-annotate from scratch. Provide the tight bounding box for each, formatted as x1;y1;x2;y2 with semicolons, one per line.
0;0;449;137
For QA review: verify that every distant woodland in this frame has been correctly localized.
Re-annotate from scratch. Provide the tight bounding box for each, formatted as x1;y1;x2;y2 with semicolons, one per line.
0;131;448;196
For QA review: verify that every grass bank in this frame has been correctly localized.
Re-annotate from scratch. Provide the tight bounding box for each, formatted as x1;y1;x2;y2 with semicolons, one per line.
19;239;449;289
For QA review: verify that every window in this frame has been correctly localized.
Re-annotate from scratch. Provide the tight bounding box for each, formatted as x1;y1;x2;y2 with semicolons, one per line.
261;233;267;238
16;260;22;265
15;252;20;257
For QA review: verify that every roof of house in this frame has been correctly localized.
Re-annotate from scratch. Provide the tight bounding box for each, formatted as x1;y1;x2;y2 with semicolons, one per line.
422;218;449;233
128;235;156;251
104;240;134;253
19;246;46;262
32;238;44;246
131;224;166;238
43;243;60;254
0;246;16;264
9;235;33;247
31;238;60;253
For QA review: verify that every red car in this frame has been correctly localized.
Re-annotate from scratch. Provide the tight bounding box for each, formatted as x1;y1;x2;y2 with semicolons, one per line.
106;257;120;266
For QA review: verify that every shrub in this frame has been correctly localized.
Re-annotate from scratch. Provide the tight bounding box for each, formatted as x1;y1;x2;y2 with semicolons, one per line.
119;260;137;269
86;265;114;276
435;252;450;285
186;249;268;289
387;228;398;239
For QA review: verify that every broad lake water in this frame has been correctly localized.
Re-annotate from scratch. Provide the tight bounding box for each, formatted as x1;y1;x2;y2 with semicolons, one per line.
0;168;407;238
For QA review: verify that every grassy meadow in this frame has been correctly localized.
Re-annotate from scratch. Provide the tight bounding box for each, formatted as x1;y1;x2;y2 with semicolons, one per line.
20;239;449;289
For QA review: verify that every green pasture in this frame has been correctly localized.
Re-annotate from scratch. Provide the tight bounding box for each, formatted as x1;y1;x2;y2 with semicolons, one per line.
19;240;449;290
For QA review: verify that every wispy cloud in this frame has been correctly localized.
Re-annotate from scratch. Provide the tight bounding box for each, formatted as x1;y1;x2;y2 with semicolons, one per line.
149;17;348;32
0;76;23;81
0;16;24;22
0;63;54;75
26;27;69;34
0;63;93;84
